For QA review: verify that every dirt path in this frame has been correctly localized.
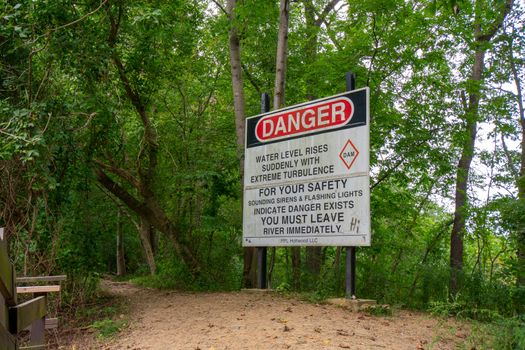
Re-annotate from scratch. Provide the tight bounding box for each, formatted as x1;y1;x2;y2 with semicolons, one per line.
67;281;469;350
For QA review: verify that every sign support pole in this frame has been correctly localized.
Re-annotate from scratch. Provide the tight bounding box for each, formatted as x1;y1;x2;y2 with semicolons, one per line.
257;92;270;289
345;72;357;299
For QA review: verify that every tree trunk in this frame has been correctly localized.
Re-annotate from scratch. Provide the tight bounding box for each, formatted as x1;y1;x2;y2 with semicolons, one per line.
274;0;290;108
226;0;257;288
509;29;525;288
150;228;157;255
139;219;156;275
116;209;126;276
450;51;482;298
268;247;277;289
95;168;200;274
334;246;342;293
272;0;302;290
302;0;340;279
449;0;513;296
291;247;301;290
306;247;321;276
242;248;257;288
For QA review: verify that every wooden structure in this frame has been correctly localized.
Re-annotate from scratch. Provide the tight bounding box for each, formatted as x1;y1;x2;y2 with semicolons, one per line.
16;275;66;332
0;229;48;350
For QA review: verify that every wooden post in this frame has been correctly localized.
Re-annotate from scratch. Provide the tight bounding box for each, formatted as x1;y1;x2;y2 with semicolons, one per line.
30;316;45;346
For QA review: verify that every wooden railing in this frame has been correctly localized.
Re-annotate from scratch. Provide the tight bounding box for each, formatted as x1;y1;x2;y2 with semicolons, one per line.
16;275;66;332
0;228;48;350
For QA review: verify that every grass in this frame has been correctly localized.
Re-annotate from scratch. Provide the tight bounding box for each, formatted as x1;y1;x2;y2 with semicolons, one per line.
60;282;129;341
362;304;393;316
74;295;129;339
427;299;525;349
91;318;128;339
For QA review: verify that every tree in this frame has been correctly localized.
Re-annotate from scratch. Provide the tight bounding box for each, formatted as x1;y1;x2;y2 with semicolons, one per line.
449;0;513;296
90;2;200;275
225;0;258;288
302;0;341;279
507;16;525;289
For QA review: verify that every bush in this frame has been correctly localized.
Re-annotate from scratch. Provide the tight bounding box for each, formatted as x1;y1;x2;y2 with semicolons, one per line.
428;298;502;322
492;316;525;350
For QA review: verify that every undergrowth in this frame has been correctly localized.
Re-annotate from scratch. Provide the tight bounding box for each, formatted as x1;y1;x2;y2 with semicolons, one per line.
428;299;525;349
91;318;128;339
59;276;129;342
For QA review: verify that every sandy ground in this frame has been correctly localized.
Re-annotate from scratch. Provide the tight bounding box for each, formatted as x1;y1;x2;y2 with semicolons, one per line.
64;281;469;350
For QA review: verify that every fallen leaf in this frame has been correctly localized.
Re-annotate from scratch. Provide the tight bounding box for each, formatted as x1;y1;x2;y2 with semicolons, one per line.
339;345;351;349
455;331;467;339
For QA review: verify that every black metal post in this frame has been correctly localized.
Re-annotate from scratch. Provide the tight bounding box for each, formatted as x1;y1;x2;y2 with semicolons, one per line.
257;247;267;289
345;247;356;298
345;72;355;92
345;72;356;299
257;92;270;289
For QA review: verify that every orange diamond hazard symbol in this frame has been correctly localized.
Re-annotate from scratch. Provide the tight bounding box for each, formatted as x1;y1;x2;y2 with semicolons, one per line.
339;139;359;170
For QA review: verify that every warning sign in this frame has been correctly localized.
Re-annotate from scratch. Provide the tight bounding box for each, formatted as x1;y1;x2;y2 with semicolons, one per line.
339;139;359;170
243;88;370;247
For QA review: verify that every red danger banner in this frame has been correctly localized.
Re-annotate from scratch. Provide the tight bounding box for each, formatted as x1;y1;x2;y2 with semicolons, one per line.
255;97;354;142
246;89;367;148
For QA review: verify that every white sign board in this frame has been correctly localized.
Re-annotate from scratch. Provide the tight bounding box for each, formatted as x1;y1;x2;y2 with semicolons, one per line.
243;88;370;247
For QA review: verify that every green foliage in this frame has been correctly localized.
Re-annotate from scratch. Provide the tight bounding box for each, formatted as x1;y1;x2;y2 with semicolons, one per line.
91;318;127;339
275;282;291;293
362;304;393;317
467;316;525;350
492;316;525;350
429;299;500;322
61;273;101;313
